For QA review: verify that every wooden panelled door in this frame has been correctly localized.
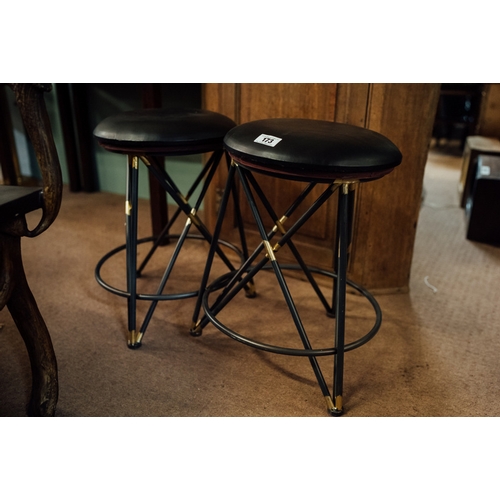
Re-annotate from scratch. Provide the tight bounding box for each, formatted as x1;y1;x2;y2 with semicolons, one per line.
203;83;440;293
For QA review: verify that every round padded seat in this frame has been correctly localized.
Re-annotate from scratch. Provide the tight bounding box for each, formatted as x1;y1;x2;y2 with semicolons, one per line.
224;118;402;182
94;108;237;156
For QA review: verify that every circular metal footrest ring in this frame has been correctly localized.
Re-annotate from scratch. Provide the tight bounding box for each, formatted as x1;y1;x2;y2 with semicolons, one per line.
202;263;382;357
95;234;244;301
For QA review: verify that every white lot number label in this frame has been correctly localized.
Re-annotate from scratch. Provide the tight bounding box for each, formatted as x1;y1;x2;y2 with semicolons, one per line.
254;134;283;147
480;165;491;176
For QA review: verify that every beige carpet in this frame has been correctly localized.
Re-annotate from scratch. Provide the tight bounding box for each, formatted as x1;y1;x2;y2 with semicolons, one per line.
1;146;500;418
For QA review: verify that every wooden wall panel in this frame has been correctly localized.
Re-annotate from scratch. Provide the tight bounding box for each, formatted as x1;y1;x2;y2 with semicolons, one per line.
334;83;371;127
203;83;238;120
239;83;336;122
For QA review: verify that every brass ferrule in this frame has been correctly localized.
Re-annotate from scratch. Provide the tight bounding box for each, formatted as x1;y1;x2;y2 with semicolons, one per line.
335;395;343;411
334;179;359;185
325;396;335;412
263;240;277;262
273;215;288;235
273;220;286;234
333;179;359;193
128;330;136;344
191;320;202;335
189;208;201;228
140;156;151;166
245;281;257;298
135;332;144;344
131;157;139;169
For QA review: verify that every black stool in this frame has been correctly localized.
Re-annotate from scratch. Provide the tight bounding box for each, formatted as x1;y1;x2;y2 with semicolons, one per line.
93;108;250;348
193;118;402;415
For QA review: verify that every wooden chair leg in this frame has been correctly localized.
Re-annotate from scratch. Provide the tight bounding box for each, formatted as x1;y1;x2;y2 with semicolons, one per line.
3;234;58;416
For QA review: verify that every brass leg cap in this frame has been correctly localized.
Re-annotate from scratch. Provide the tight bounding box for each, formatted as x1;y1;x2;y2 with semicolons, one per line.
326;395;343;416
127;341;142;350
245;282;257;298
127;331;143;349
190;321;203;337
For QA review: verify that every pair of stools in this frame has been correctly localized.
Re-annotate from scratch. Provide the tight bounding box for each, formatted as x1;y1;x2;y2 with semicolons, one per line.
94;107;402;416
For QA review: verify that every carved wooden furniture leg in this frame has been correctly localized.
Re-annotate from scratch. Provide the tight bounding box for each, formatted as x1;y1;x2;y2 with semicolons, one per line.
1;233;58;416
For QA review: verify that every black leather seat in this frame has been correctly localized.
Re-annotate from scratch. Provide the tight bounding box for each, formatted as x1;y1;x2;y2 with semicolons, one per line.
94;107;247;349
94;108;237;155
223;118;402;181
194;118;402;416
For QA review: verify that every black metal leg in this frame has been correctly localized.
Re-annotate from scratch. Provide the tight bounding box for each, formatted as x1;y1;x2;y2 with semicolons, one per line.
227;152;256;298
137;217;194;345
126;155;140;348
190;162;238;335
235;165;333;404
332;182;349;415
331;184;356;318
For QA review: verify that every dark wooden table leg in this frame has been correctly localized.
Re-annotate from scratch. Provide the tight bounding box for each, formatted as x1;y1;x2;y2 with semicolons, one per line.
72;84;98;192
142;84;169;239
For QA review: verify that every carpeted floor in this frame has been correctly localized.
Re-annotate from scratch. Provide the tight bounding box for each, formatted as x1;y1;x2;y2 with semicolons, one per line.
1;145;500;417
